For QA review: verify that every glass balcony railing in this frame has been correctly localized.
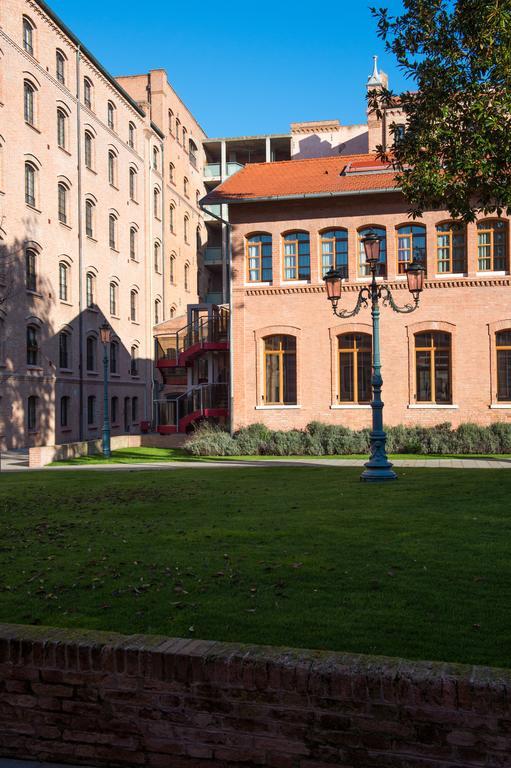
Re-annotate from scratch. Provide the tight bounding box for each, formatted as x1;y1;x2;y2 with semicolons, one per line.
204;163;221;178
226;162;244;176
204;247;222;264
203;204;222;220
206;292;224;304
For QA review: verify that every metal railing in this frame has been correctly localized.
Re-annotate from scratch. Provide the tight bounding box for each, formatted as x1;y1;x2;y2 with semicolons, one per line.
156;308;229;363
204;163;221;178
156;382;229;429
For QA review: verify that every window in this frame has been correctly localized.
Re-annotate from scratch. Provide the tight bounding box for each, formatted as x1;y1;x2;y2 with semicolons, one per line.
170;254;175;283
154;187;160;218
25;162;36;206
130;290;138;322
170;305;176;318
283;232;310;281
154;298;161;325
110;341;118;374
107;101;115;130
415;332;452;403
320;229;348;278
84;131;93;169
436;222;466;273
397;224;426;273
247;234;272;282
169;204;175;233
184;177;189;197
57;108;66;148
182;127;187;149
359;226;387;277
60;396;70;428
130;227;137;260
23;17;34;55
24;81;35;125
59;262;68;301
86;272;95;308
56;51;65;84
189;139;198;168
86;335;96;371
59;331;70;369
128;122;136;149
130;345;138;375
153;146;159;170
26;325;38;366
109;282;117;315
477;220;508;272
83;77;93;109
109;214;117;249
184;215;189;243
58;182;67;224
27;396;38;431
111;396;118;424
85;200;94;237
184;263;189;291
129;168;137;200
393;124;406;143
108;150;116;186
338;333;371;404
169;163;175;183
496;330;511;401
87;395;96;425
132;396;139;422
26;248;37;291
263;335;297;405
154;241;161;272
168;109;174;134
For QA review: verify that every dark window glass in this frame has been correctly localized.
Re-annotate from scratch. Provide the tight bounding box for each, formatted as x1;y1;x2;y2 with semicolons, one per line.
86;336;96;371
24;82;34;124
26;249;36;291
415;332;452;403
496;330;511;401
58;183;67;223
321;229;348;278
59;332;69;369
59;263;68;301
26;326;38;366
87;395;95;425
60;396;69;427
25;163;35;206
132;396;138;422
110;341;118;374
263;335;297;404
339;333;372;403
23;19;34;55
56;51;65;84
27;396;37;430
247;234;272;282
359;226;387;277
283;232;310;280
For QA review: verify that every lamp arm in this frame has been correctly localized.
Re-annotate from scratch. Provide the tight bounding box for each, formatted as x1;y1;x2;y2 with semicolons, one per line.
332;287;370;318
379;285;419;314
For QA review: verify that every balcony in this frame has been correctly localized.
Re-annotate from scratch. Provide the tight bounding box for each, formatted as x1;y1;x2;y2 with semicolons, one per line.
204;247;222;265
156;382;229;434
203;204;222;222
204;163;221;178
205;292;224;304
227;162;244;176
156;308;229;369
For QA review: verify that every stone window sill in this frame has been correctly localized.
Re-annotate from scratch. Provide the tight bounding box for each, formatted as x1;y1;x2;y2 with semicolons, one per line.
255;405;301;410
490;403;511;409
331;404;371;410
408;404;459;409
434;273;466;279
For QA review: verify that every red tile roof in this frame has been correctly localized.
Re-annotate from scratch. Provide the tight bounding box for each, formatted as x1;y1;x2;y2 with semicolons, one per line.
203;153;399;204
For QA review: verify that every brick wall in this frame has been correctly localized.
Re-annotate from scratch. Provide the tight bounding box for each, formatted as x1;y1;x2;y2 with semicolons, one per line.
0;624;510;767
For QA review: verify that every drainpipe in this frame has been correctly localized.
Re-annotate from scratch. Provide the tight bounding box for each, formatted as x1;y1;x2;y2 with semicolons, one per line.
76;45;84;441
200;205;233;435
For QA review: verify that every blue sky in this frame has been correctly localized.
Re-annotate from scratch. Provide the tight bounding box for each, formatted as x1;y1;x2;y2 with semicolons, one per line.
48;0;410;138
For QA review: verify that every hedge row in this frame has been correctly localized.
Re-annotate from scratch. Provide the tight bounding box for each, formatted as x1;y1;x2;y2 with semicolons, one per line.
184;421;511;457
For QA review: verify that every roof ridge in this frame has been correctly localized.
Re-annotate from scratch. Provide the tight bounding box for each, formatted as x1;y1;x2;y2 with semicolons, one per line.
239;152;379;170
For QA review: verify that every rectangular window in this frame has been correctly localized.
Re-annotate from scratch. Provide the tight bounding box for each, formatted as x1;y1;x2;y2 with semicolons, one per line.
321;231;348;278
436;224;466;273
263;336;297;405
415;332;452;404
247;237;272;282
87;395;95;425
59;333;69;369
60;396;69;427
477;221;507;272
26;250;36;292
283;235;310;281
27;396;37;431
59;264;68;301
58;185;67;224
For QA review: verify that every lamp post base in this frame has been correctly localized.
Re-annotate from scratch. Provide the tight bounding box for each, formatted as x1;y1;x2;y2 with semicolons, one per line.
360;461;397;482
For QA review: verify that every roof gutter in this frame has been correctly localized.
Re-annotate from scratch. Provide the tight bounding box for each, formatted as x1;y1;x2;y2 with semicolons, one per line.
203;187;400;206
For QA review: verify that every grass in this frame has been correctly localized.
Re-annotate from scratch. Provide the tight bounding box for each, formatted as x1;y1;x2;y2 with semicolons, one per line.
50;446;511;465
0;467;510;667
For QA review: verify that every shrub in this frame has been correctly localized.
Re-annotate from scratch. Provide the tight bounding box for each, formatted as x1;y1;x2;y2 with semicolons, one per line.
184;423;238;456
234;423;272;455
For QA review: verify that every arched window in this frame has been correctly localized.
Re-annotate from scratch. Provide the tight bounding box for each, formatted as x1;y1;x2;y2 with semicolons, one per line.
23;17;34;55
477;220;508;272
263;335;297;405
85;199;94;237
87;395;96;425
107;101;115;130
110;340;119;373
111;396;119;424
128;122;136;149
153;146;159;170
169;254;176;283
129;167;137;200
25;248;37;291
59;262;68;301
83;77;93;110
154;241;161;272
84;131;93;169
60;396;70;427
184;215;189;243
338;333;371;404
130;226;137;260
320;229;348;278
182;126;187;148
24;81;35;125
169;203;175;233
108;150;116;186
57;108;66;148
436;222;466;274
59;331;70;369
109;213;117;249
168;109;174;134
58;182;68;224
130;290;138;322
56;50;65;84
359;226;386;277
26;325;39;366
86;272;95;308
27;396;38;431
86;335;97;371
397;224;426;273
184;263;190;291
175;118;180;142
169;163;175;183
154;298;161;324
130;345;138;375
189;139;198;168
415;331;452;403
132;396;139;422
247;234;272;283
283;232;310;281
153;187;160;218
496;330;511;401
109;282;118;315
25;162;36;206
184;176;189;197
170;305;176;318
393;124;406;144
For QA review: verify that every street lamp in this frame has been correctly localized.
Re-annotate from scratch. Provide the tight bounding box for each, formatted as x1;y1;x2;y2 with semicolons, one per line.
99;321;112;458
324;230;425;482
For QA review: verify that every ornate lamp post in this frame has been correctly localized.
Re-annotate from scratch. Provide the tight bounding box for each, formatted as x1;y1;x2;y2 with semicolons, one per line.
99;321;112;458
324;231;425;481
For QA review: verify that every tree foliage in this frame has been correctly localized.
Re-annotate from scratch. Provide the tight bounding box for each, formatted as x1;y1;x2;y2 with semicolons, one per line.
368;0;511;221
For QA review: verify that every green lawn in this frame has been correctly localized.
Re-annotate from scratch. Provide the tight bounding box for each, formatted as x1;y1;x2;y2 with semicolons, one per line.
0;467;509;667
51;446;511;465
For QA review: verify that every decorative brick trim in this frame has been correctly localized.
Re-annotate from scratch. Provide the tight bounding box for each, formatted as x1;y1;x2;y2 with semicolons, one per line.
0;623;510;767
